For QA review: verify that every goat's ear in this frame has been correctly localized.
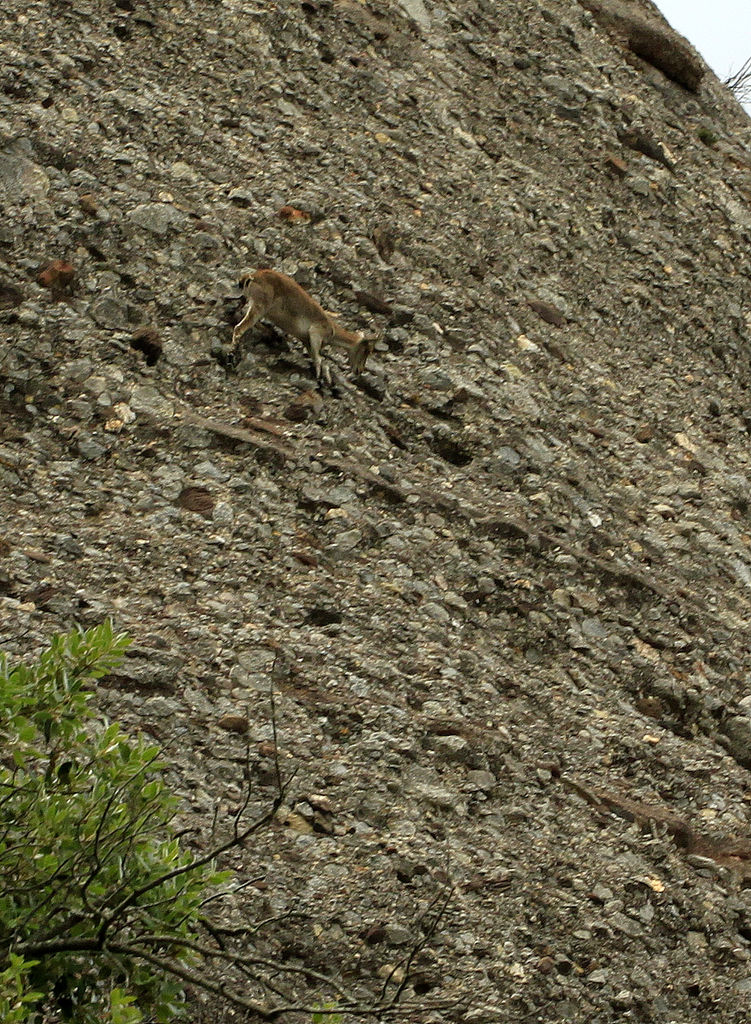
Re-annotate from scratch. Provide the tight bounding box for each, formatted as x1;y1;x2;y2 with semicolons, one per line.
238;273;251;290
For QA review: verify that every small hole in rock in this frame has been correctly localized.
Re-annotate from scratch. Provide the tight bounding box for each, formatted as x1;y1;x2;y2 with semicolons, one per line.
429;436;474;467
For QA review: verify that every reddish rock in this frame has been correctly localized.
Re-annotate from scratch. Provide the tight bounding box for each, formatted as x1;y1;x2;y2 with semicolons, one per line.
37;260;75;291
278;205;311;223
218;714;249;733
177;486;215;516
528;298;566;328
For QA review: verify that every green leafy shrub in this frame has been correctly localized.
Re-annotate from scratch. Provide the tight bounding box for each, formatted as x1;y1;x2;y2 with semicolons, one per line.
0;622;229;1023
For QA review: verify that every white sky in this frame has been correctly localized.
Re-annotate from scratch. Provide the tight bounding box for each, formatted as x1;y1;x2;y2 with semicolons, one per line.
653;1;751;82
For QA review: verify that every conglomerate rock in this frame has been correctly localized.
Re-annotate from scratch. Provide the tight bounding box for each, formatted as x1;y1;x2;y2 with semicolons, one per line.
3;1;751;1020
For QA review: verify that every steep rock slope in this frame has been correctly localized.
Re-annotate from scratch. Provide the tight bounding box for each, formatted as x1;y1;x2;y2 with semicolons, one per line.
3;0;751;1020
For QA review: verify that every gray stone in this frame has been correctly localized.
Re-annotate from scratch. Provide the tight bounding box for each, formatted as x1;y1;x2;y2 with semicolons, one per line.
129;202;186;235
77;437;108;460
212;501;234;527
129;385;174;419
421;601;451;624
0;138;49;202
384;923;412;945
90;295;131;329
581;617;609;639
722;716;751;767
466;770;496;791
610;912;644;939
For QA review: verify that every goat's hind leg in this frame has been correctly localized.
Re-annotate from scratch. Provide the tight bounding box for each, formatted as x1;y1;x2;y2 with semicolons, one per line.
308;324;331;384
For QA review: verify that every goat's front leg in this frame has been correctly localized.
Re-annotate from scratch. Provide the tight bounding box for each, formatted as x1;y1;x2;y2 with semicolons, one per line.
232;302;262;351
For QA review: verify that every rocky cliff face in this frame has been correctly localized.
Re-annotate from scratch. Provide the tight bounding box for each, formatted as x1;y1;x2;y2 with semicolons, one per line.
3;0;751;1019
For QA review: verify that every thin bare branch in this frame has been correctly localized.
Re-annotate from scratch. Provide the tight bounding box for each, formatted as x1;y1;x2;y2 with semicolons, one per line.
725;56;751;103
379;884;454;1004
233;726;254;843
109;940;451;1020
125;933;354;1001
96;784;288;944
269;652;283;795
106;943;277;1019
201;907;307;937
